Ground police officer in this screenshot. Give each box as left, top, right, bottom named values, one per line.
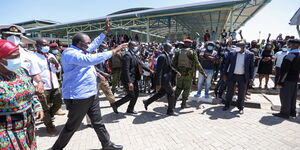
left=109, top=49, right=123, bottom=94
left=173, top=39, right=207, bottom=109
left=273, top=39, right=300, bottom=119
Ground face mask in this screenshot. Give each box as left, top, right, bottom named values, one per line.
left=41, top=46, right=50, bottom=53
left=286, top=48, right=291, bottom=51
left=103, top=49, right=108, bottom=52
left=235, top=47, right=242, bottom=52
left=7, top=35, right=21, bottom=46
left=51, top=50, right=59, bottom=55
left=266, top=45, right=272, bottom=49
left=207, top=45, right=214, bottom=50
left=133, top=47, right=139, bottom=52
left=2, top=58, right=22, bottom=71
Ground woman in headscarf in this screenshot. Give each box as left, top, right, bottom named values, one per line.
left=0, top=40, right=44, bottom=150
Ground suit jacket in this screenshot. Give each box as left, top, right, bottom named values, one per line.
left=223, top=50, right=254, bottom=82
left=121, top=50, right=151, bottom=84
left=155, top=51, right=179, bottom=86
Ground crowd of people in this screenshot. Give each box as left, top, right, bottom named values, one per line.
left=0, top=19, right=300, bottom=150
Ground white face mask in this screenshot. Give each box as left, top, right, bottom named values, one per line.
left=2, top=58, right=22, bottom=71
left=7, top=35, right=21, bottom=46
left=41, top=46, right=50, bottom=53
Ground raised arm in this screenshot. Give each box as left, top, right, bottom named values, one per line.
left=87, top=18, right=112, bottom=52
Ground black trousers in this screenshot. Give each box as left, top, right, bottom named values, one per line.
left=144, top=82, right=175, bottom=113
left=114, top=81, right=139, bottom=111
left=280, top=81, right=297, bottom=116
left=225, top=75, right=247, bottom=110
left=214, top=77, right=227, bottom=98
left=52, top=96, right=111, bottom=149
left=274, top=67, right=281, bottom=87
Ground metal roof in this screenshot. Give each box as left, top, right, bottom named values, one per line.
left=290, top=7, right=300, bottom=25
left=26, top=0, right=271, bottom=42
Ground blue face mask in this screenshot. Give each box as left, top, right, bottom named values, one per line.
left=286, top=47, right=291, bottom=51
left=207, top=45, right=214, bottom=50
left=41, top=46, right=50, bottom=53
left=3, top=58, right=22, bottom=71
left=51, top=50, right=59, bottom=55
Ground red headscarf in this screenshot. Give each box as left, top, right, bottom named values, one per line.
left=0, top=40, right=18, bottom=59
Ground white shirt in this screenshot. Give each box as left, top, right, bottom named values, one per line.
left=274, top=51, right=288, bottom=67
left=19, top=46, right=41, bottom=76
left=234, top=52, right=245, bottom=75
left=34, top=52, right=61, bottom=90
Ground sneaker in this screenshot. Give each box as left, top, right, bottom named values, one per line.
left=205, top=94, right=209, bottom=99
left=194, top=93, right=201, bottom=97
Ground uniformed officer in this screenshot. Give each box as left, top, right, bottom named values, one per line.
left=109, top=49, right=123, bottom=94
left=273, top=39, right=300, bottom=119
left=173, top=39, right=207, bottom=109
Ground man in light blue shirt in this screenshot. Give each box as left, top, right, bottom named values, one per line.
left=52, top=19, right=127, bottom=150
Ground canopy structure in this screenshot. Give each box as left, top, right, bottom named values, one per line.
left=290, top=7, right=300, bottom=37
left=26, top=0, right=271, bottom=44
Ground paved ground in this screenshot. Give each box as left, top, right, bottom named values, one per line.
left=36, top=79, right=300, bottom=150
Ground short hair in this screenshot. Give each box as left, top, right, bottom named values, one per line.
left=72, top=33, right=88, bottom=46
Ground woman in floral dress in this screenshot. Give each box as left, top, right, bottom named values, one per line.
left=0, top=40, right=44, bottom=150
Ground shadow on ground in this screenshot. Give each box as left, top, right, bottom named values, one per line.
left=36, top=122, right=87, bottom=137
left=101, top=112, right=127, bottom=124
left=259, top=115, right=300, bottom=126
left=201, top=106, right=240, bottom=120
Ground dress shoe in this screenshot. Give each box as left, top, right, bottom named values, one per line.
left=272, top=113, right=289, bottom=119
left=290, top=113, right=297, bottom=117
left=238, top=109, right=244, bottom=114
left=46, top=127, right=58, bottom=136
left=143, top=100, right=148, bottom=110
left=102, top=143, right=123, bottom=150
left=222, top=106, right=229, bottom=111
left=126, top=110, right=138, bottom=114
left=111, top=103, right=119, bottom=114
left=166, top=111, right=178, bottom=116
left=55, top=109, right=66, bottom=115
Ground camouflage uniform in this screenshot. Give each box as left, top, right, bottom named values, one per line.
left=109, top=53, right=122, bottom=94
left=173, top=48, right=205, bottom=108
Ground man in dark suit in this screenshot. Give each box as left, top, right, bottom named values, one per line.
left=222, top=42, right=254, bottom=114
left=273, top=39, right=300, bottom=119
left=143, top=43, right=181, bottom=116
left=111, top=41, right=152, bottom=114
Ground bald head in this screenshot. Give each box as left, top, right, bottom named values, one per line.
left=72, top=33, right=91, bottom=50
left=36, top=38, right=48, bottom=51
left=128, top=41, right=137, bottom=50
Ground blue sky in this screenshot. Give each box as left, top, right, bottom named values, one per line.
left=1, top=0, right=299, bottom=40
